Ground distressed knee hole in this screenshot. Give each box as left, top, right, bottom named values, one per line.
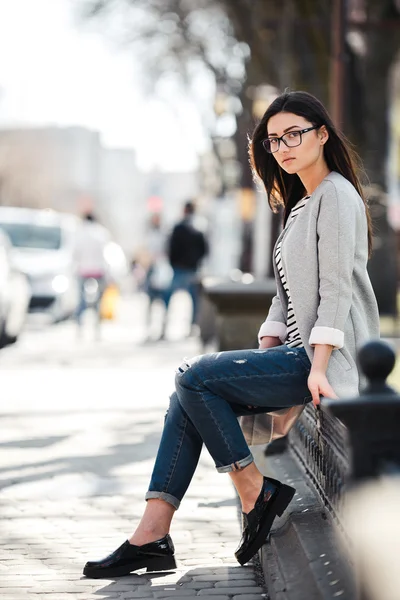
left=177, top=361, right=191, bottom=375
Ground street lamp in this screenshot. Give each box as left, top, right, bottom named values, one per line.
left=330, top=0, right=347, bottom=128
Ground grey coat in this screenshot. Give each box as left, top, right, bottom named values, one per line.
left=241, top=171, right=380, bottom=445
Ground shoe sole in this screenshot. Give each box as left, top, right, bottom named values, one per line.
left=83, top=555, right=177, bottom=578
left=235, top=483, right=295, bottom=566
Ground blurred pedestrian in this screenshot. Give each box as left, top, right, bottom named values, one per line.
left=83, top=91, right=379, bottom=577
left=74, top=212, right=111, bottom=335
left=130, top=258, right=146, bottom=292
left=161, top=200, right=208, bottom=339
left=143, top=213, right=173, bottom=338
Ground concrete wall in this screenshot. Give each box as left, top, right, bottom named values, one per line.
left=98, top=147, right=146, bottom=256
left=0, top=126, right=201, bottom=259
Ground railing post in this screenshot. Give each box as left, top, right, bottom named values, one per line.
left=323, top=340, right=400, bottom=482
left=323, top=340, right=400, bottom=600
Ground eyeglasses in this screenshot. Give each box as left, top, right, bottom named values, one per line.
left=262, top=126, right=319, bottom=154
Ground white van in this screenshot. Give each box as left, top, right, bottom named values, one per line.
left=0, top=207, right=80, bottom=322
left=0, top=228, right=30, bottom=347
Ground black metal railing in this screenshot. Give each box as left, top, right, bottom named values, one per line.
left=289, top=403, right=349, bottom=517
left=289, top=339, right=400, bottom=600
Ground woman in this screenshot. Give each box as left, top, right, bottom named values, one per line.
left=83, top=91, right=379, bottom=578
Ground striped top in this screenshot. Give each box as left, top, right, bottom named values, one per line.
left=275, top=196, right=310, bottom=348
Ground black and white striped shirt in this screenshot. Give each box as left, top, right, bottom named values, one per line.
left=275, top=196, right=310, bottom=348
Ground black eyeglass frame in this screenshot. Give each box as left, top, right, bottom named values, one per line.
left=262, top=126, right=319, bottom=154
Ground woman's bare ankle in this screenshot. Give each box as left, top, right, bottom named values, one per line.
left=129, top=528, right=168, bottom=546
left=129, top=499, right=175, bottom=545
left=240, top=481, right=264, bottom=514
left=229, top=464, right=264, bottom=514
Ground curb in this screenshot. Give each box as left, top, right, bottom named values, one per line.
left=252, top=447, right=356, bottom=600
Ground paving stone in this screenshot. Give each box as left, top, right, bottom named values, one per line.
left=185, top=597, right=230, bottom=600
left=0, top=591, right=32, bottom=595
left=198, top=588, right=265, bottom=595
left=0, top=581, right=35, bottom=587
left=120, top=596, right=154, bottom=600
left=193, top=574, right=256, bottom=582
left=153, top=590, right=198, bottom=597
left=155, top=598, right=226, bottom=600
left=232, top=596, right=268, bottom=600
left=184, top=581, right=214, bottom=589
left=0, top=312, right=266, bottom=600
left=215, top=580, right=256, bottom=588
left=180, top=559, right=224, bottom=566
left=95, top=584, right=140, bottom=593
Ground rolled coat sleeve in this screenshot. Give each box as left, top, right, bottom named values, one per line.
left=258, top=294, right=287, bottom=343
left=309, top=184, right=358, bottom=349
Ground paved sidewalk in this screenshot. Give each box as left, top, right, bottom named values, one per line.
left=0, top=301, right=268, bottom=600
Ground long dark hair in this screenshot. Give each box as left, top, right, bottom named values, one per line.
left=249, top=91, right=372, bottom=256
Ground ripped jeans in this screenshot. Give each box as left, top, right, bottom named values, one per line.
left=145, top=345, right=312, bottom=509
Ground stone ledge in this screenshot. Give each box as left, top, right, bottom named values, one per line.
left=201, top=278, right=276, bottom=313
left=252, top=447, right=355, bottom=600
left=200, top=279, right=276, bottom=351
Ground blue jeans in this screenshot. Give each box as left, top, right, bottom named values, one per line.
left=145, top=345, right=312, bottom=509
left=164, top=268, right=199, bottom=325
left=76, top=276, right=106, bottom=326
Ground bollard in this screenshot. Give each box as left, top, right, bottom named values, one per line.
left=323, top=340, right=400, bottom=600
left=322, top=340, right=400, bottom=482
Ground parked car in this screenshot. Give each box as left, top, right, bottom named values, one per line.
left=0, top=207, right=80, bottom=322
left=0, top=228, right=30, bottom=347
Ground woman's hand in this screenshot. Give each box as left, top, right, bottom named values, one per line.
left=308, top=369, right=338, bottom=407
left=308, top=344, right=338, bottom=406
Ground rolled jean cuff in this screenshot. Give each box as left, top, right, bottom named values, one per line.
left=216, top=453, right=254, bottom=473
left=145, top=491, right=180, bottom=510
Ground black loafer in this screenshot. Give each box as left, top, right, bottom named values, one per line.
left=235, top=476, right=295, bottom=565
left=83, top=534, right=177, bottom=578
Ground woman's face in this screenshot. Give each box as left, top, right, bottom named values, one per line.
left=266, top=111, right=328, bottom=175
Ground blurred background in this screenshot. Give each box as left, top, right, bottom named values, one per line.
left=1, top=5, right=400, bottom=598
left=0, top=0, right=399, bottom=354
